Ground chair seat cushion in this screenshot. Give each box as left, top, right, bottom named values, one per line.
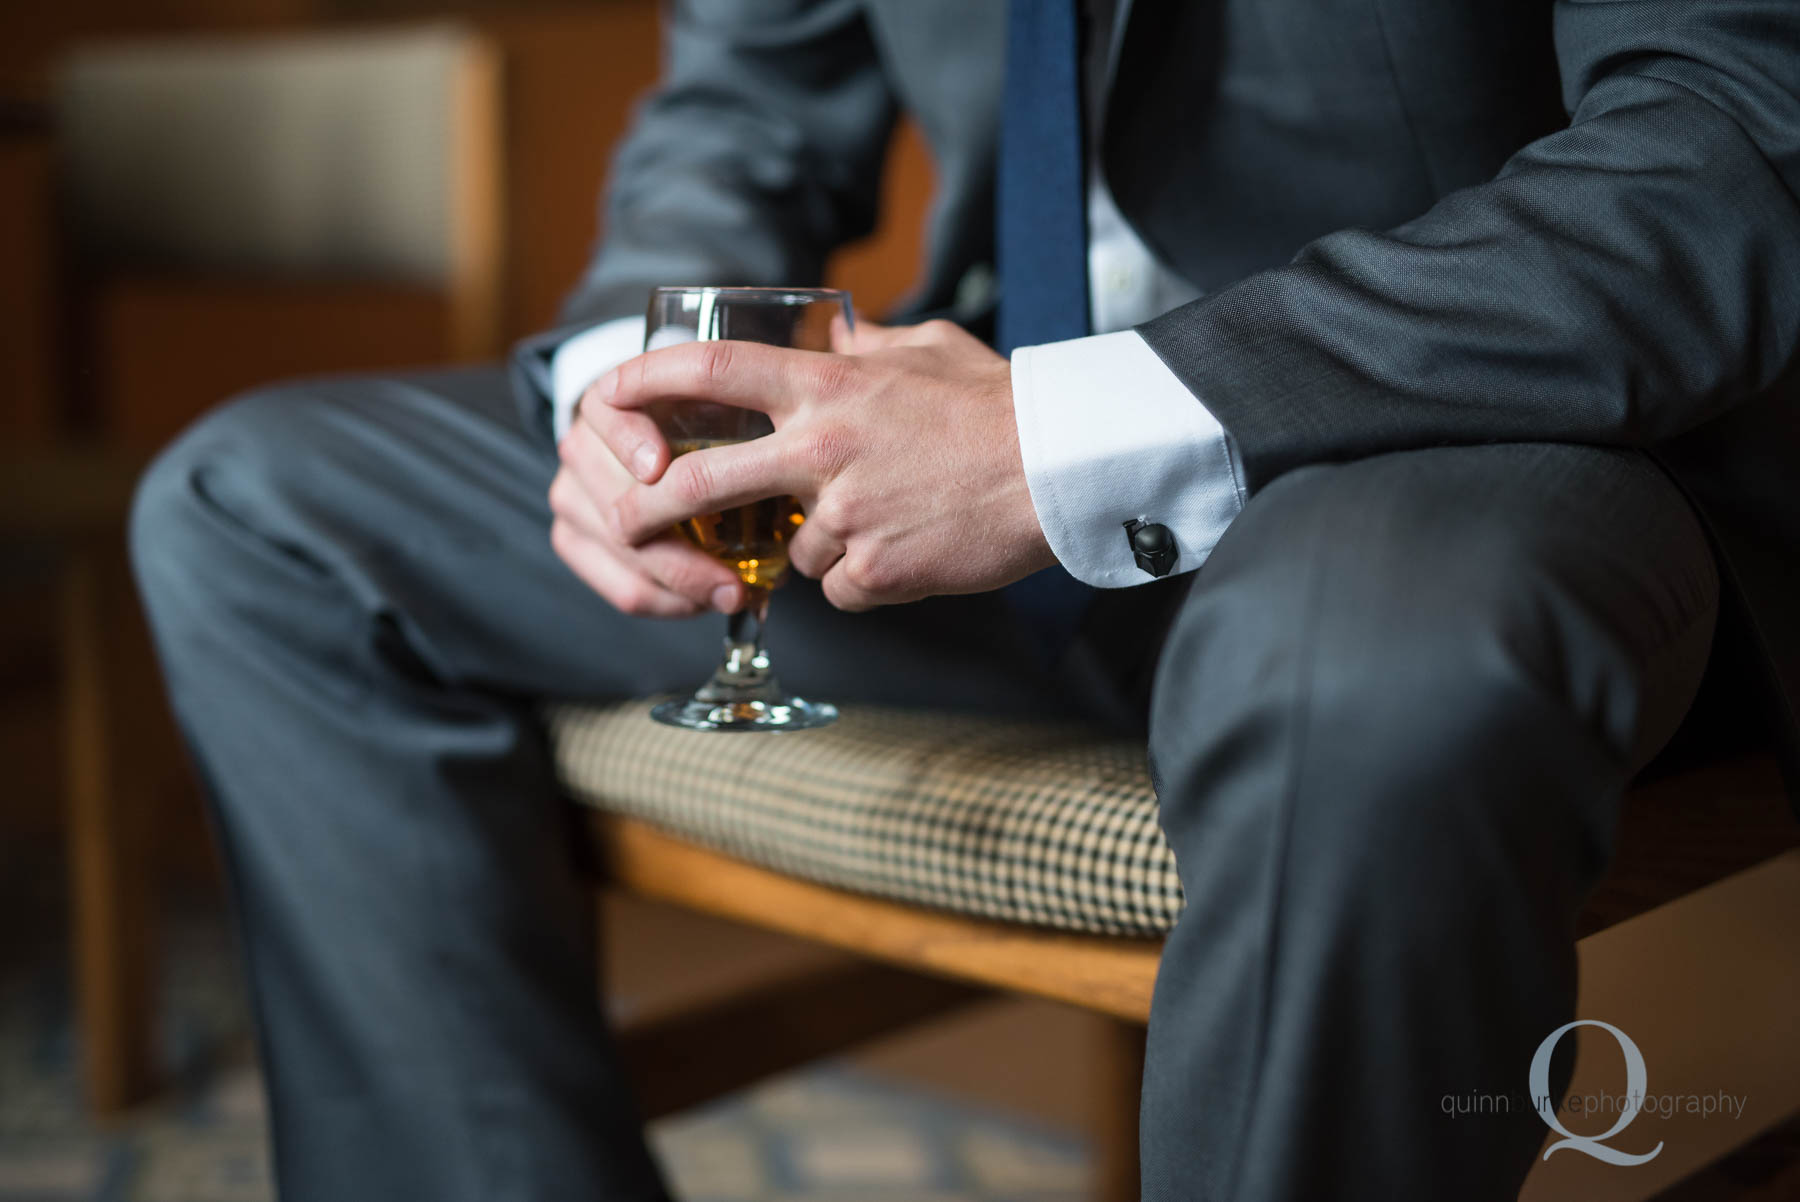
left=549, top=703, right=1182, bottom=937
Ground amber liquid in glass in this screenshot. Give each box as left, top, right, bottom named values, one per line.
left=669, top=439, right=803, bottom=593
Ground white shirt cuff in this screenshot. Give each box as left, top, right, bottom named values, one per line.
left=549, top=316, right=647, bottom=442
left=1011, top=330, right=1246, bottom=588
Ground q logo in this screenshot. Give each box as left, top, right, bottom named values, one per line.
left=1529, top=1020, right=1664, bottom=1166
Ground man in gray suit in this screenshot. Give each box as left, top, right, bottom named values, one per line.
left=130, top=1, right=1799, bottom=1199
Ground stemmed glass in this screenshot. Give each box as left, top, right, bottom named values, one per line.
left=645, top=286, right=849, bottom=731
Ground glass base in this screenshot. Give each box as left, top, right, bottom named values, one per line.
left=653, top=585, right=836, bottom=732
left=650, top=694, right=838, bottom=732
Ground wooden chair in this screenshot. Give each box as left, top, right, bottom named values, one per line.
left=40, top=21, right=505, bottom=1113
left=551, top=702, right=1800, bottom=1202
left=2, top=448, right=155, bottom=1113
left=56, top=23, right=504, bottom=447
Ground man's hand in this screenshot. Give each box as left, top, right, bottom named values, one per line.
left=550, top=407, right=749, bottom=619
left=576, top=317, right=1056, bottom=612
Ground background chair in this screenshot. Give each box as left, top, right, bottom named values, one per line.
left=43, top=21, right=505, bottom=1113
left=56, top=22, right=505, bottom=446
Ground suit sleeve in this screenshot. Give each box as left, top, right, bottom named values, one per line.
left=509, top=0, right=897, bottom=442
left=1136, top=0, right=1800, bottom=492
left=556, top=0, right=897, bottom=328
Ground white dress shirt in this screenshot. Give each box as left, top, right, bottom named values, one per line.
left=550, top=173, right=1244, bottom=588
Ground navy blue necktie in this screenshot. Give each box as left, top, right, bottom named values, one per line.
left=998, top=0, right=1098, bottom=655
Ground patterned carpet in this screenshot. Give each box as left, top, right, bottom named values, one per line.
left=18, top=858, right=1795, bottom=1202
left=0, top=855, right=1088, bottom=1202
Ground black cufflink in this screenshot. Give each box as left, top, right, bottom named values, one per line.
left=1123, top=519, right=1177, bottom=577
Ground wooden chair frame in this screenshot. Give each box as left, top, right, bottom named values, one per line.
left=582, top=774, right=1800, bottom=1202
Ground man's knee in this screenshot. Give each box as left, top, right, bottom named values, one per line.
left=130, top=383, right=332, bottom=631
left=1149, top=446, right=1717, bottom=877
left=1156, top=566, right=1574, bottom=860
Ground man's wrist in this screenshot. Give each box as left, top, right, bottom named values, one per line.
left=1010, top=329, right=1246, bottom=587
left=550, top=316, right=647, bottom=442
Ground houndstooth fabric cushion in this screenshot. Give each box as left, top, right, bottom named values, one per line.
left=548, top=702, right=1183, bottom=937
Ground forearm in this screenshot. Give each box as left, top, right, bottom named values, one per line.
left=515, top=0, right=898, bottom=443
left=1012, top=331, right=1245, bottom=587
left=1139, top=0, right=1800, bottom=491
left=556, top=0, right=897, bottom=328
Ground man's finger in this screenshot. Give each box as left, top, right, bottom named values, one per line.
left=548, top=465, right=603, bottom=534
left=831, top=314, right=907, bottom=354
left=558, top=418, right=630, bottom=497
left=820, top=557, right=879, bottom=613
left=829, top=312, right=858, bottom=352
left=832, top=316, right=935, bottom=354
left=552, top=466, right=744, bottom=612
left=550, top=518, right=700, bottom=618
left=635, top=537, right=747, bottom=612
left=833, top=316, right=968, bottom=356
left=613, top=435, right=806, bottom=546
left=786, top=518, right=846, bottom=580
left=578, top=381, right=669, bottom=483
left=598, top=339, right=840, bottom=419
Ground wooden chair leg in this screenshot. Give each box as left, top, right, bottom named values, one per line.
left=1095, top=1017, right=1147, bottom=1202
left=61, top=548, right=157, bottom=1115
left=617, top=960, right=986, bottom=1120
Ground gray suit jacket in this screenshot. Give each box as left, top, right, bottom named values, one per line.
left=514, top=0, right=1800, bottom=791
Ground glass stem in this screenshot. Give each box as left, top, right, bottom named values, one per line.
left=719, top=588, right=772, bottom=684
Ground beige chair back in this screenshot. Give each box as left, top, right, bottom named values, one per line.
left=56, top=24, right=501, bottom=357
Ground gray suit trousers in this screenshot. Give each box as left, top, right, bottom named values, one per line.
left=130, top=364, right=1717, bottom=1202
